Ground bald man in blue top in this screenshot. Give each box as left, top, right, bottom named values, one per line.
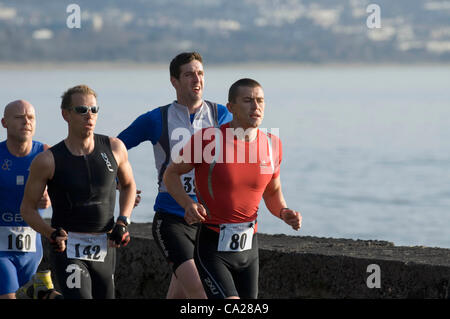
left=0, top=100, right=51, bottom=299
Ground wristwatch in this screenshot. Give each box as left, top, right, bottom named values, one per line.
left=117, top=215, right=131, bottom=226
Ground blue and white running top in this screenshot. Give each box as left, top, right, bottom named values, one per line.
left=117, top=100, right=232, bottom=218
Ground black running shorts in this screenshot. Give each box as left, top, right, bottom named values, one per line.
left=152, top=211, right=199, bottom=273
left=194, top=224, right=259, bottom=299
left=49, top=245, right=116, bottom=299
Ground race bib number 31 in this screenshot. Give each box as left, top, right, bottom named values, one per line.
left=181, top=174, right=196, bottom=195
left=67, top=232, right=108, bottom=262
left=0, top=226, right=37, bottom=252
left=218, top=222, right=255, bottom=252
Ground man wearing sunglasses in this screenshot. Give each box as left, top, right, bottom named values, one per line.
left=117, top=52, right=232, bottom=298
left=21, top=85, right=137, bottom=299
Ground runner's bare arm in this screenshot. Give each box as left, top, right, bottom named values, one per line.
left=110, top=137, right=136, bottom=221
left=164, top=158, right=207, bottom=224
left=20, top=150, right=58, bottom=239
left=37, top=144, right=52, bottom=209
left=263, top=176, right=302, bottom=230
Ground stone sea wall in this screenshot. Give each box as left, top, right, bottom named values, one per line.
left=39, top=223, right=450, bottom=299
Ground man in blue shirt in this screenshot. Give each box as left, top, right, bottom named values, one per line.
left=118, top=52, right=232, bottom=298
left=0, top=100, right=51, bottom=299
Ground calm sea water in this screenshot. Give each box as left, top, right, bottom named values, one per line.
left=1, top=64, right=449, bottom=248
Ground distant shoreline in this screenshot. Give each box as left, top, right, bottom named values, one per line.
left=1, top=61, right=450, bottom=70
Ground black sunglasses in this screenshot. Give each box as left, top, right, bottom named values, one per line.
left=71, top=105, right=100, bottom=114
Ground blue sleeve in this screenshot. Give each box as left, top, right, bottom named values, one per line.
left=217, top=104, right=233, bottom=125
left=117, top=108, right=162, bottom=149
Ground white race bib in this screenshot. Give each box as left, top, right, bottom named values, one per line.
left=181, top=173, right=196, bottom=195
left=0, top=226, right=37, bottom=252
left=66, top=232, right=108, bottom=262
left=217, top=222, right=255, bottom=252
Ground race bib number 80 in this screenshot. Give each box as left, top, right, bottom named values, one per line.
left=218, top=222, right=255, bottom=252
left=67, top=232, right=108, bottom=262
left=0, top=226, right=37, bottom=252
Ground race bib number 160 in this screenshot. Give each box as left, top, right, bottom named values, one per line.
left=0, top=226, right=37, bottom=252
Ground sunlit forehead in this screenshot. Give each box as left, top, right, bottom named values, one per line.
left=4, top=101, right=35, bottom=119
left=239, top=86, right=264, bottom=102
left=71, top=93, right=97, bottom=107
left=180, top=60, right=204, bottom=77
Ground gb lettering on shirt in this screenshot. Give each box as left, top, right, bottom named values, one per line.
left=218, top=222, right=255, bottom=252
left=67, top=232, right=108, bottom=262
left=0, top=226, right=37, bottom=252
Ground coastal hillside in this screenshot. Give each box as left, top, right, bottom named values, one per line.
left=1, top=0, right=449, bottom=63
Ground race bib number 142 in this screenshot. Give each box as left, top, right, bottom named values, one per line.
left=67, top=232, right=108, bottom=262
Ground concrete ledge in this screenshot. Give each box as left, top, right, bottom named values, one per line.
left=39, top=222, right=450, bottom=299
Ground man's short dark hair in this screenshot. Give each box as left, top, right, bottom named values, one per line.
left=60, top=84, right=97, bottom=110
left=228, top=78, right=262, bottom=103
left=170, top=52, right=203, bottom=79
